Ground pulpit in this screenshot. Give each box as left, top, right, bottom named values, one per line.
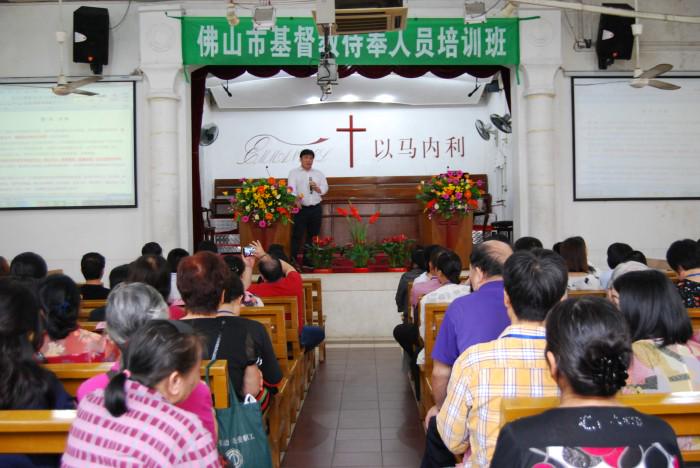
left=420, top=213, right=474, bottom=268
left=238, top=221, right=291, bottom=254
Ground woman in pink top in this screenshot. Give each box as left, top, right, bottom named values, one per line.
left=63, top=320, right=219, bottom=467
left=76, top=282, right=216, bottom=440
left=38, top=274, right=117, bottom=363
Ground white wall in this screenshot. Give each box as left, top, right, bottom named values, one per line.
left=0, top=3, right=151, bottom=280
left=550, top=1, right=700, bottom=267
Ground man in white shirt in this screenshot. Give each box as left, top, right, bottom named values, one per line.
left=287, top=149, right=328, bottom=267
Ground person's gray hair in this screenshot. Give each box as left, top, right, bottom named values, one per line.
left=105, top=282, right=169, bottom=347
left=609, top=261, right=650, bottom=289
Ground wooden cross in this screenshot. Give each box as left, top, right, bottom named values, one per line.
left=336, top=114, right=366, bottom=168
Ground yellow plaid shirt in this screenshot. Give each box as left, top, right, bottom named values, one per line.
left=436, top=323, right=559, bottom=467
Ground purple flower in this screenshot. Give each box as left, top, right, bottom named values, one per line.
left=476, top=179, right=484, bottom=187
left=241, top=215, right=250, bottom=223
left=291, top=207, right=300, bottom=214
left=455, top=192, right=463, bottom=199
left=259, top=220, right=267, bottom=228
left=442, top=193, right=450, bottom=199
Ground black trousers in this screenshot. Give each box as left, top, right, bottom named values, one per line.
left=421, top=416, right=458, bottom=468
left=291, top=204, right=322, bottom=264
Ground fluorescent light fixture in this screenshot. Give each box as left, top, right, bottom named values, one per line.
left=341, top=94, right=359, bottom=102
left=375, top=94, right=395, bottom=103
left=253, top=5, right=276, bottom=30
left=465, top=1, right=487, bottom=23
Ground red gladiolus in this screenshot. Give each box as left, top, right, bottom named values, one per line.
left=350, top=206, right=360, bottom=217
left=369, top=211, right=380, bottom=224
left=336, top=207, right=348, bottom=217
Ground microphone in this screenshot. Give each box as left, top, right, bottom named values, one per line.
left=265, top=165, right=272, bottom=178
left=309, top=176, right=314, bottom=194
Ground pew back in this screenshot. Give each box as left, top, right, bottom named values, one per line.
left=566, top=289, right=607, bottom=298
left=78, top=299, right=106, bottom=321
left=240, top=305, right=289, bottom=374
left=689, top=308, right=700, bottom=334
left=0, top=410, right=75, bottom=453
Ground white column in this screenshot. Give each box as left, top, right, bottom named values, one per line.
left=518, top=9, right=562, bottom=248
left=139, top=5, right=184, bottom=251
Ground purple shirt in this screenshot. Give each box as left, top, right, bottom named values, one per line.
left=431, top=280, right=510, bottom=366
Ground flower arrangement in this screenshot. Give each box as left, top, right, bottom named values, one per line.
left=230, top=177, right=299, bottom=229
left=417, top=170, right=484, bottom=220
left=306, top=236, right=338, bottom=269
left=336, top=202, right=380, bottom=268
left=380, top=234, right=415, bottom=268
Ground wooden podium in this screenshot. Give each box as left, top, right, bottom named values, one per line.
left=238, top=221, right=291, bottom=256
left=420, top=213, right=473, bottom=269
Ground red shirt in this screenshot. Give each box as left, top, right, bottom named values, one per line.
left=249, top=271, right=304, bottom=330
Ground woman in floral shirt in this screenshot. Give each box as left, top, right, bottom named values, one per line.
left=38, top=274, right=117, bottom=363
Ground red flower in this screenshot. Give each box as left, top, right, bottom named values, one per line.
left=350, top=206, right=360, bottom=218
left=369, top=211, right=380, bottom=224
left=426, top=199, right=437, bottom=209
left=352, top=212, right=362, bottom=222
left=468, top=199, right=478, bottom=208
left=336, top=207, right=348, bottom=217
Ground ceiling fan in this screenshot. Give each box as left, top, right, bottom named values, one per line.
left=51, top=0, right=101, bottom=96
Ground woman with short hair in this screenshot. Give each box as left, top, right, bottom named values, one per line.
left=490, top=297, right=682, bottom=467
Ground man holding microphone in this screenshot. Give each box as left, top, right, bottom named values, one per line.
left=287, top=148, right=328, bottom=268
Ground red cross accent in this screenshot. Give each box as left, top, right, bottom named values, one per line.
left=336, top=115, right=366, bottom=168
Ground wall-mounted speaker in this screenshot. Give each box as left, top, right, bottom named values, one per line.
left=73, top=6, right=109, bottom=75
left=595, top=3, right=634, bottom=70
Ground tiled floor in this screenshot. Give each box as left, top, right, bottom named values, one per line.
left=282, top=346, right=426, bottom=467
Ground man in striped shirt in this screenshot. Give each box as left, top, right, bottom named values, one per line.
left=421, top=249, right=568, bottom=468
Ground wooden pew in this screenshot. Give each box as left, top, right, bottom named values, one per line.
left=420, top=302, right=449, bottom=418
left=0, top=410, right=75, bottom=454
left=501, top=392, right=700, bottom=462
left=44, top=360, right=230, bottom=409
left=689, top=308, right=700, bottom=334
left=78, top=299, right=106, bottom=321
left=301, top=282, right=317, bottom=385
left=566, top=289, right=607, bottom=298
left=303, top=278, right=326, bottom=363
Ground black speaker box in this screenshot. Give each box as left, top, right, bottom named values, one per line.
left=73, top=6, right=109, bottom=74
left=595, top=3, right=634, bottom=70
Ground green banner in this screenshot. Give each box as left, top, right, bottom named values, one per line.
left=182, top=17, right=519, bottom=66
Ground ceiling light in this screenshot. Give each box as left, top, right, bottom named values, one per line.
left=341, top=94, right=359, bottom=102
left=375, top=94, right=395, bottom=103
left=253, top=3, right=276, bottom=30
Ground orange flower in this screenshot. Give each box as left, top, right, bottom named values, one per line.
left=279, top=179, right=287, bottom=187
left=268, top=177, right=276, bottom=185
left=265, top=212, right=273, bottom=220
left=235, top=188, right=242, bottom=194
left=468, top=199, right=478, bottom=208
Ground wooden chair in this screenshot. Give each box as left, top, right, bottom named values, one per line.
left=0, top=410, right=75, bottom=454
left=566, top=289, right=607, bottom=298
left=419, top=302, right=449, bottom=417
left=44, top=360, right=230, bottom=409
left=501, top=392, right=700, bottom=462
left=78, top=299, right=107, bottom=321
left=689, top=308, right=700, bottom=334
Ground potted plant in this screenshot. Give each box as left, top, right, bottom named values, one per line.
left=380, top=234, right=415, bottom=271
left=336, top=203, right=380, bottom=272
left=416, top=170, right=484, bottom=219
left=306, top=236, right=338, bottom=273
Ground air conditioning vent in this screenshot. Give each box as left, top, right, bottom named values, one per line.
left=313, top=6, right=408, bottom=35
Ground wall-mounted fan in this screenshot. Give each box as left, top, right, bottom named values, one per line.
left=490, top=113, right=512, bottom=133
left=629, top=16, right=678, bottom=90
left=200, top=123, right=219, bottom=146
left=475, top=119, right=497, bottom=141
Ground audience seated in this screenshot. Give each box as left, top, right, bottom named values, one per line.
left=140, top=241, right=162, bottom=256
left=223, top=254, right=264, bottom=306
left=394, top=245, right=425, bottom=321
left=79, top=252, right=111, bottom=300
left=127, top=254, right=184, bottom=320
left=666, top=238, right=700, bottom=307
left=513, top=236, right=542, bottom=251
left=0, top=256, right=9, bottom=276
left=166, top=247, right=189, bottom=304
left=413, top=244, right=441, bottom=286
left=410, top=247, right=447, bottom=312
left=606, top=260, right=649, bottom=303
left=246, top=240, right=326, bottom=351
left=614, top=270, right=699, bottom=392
left=422, top=248, right=566, bottom=468
left=268, top=243, right=291, bottom=264
left=0, top=278, right=74, bottom=467
left=37, top=274, right=117, bottom=363
left=560, top=236, right=602, bottom=290
left=10, top=251, right=47, bottom=280
left=179, top=251, right=282, bottom=410
left=599, top=242, right=633, bottom=289
left=63, top=320, right=219, bottom=467
left=429, top=240, right=513, bottom=410
left=491, top=297, right=682, bottom=467
left=76, top=282, right=216, bottom=440
left=87, top=264, right=129, bottom=321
